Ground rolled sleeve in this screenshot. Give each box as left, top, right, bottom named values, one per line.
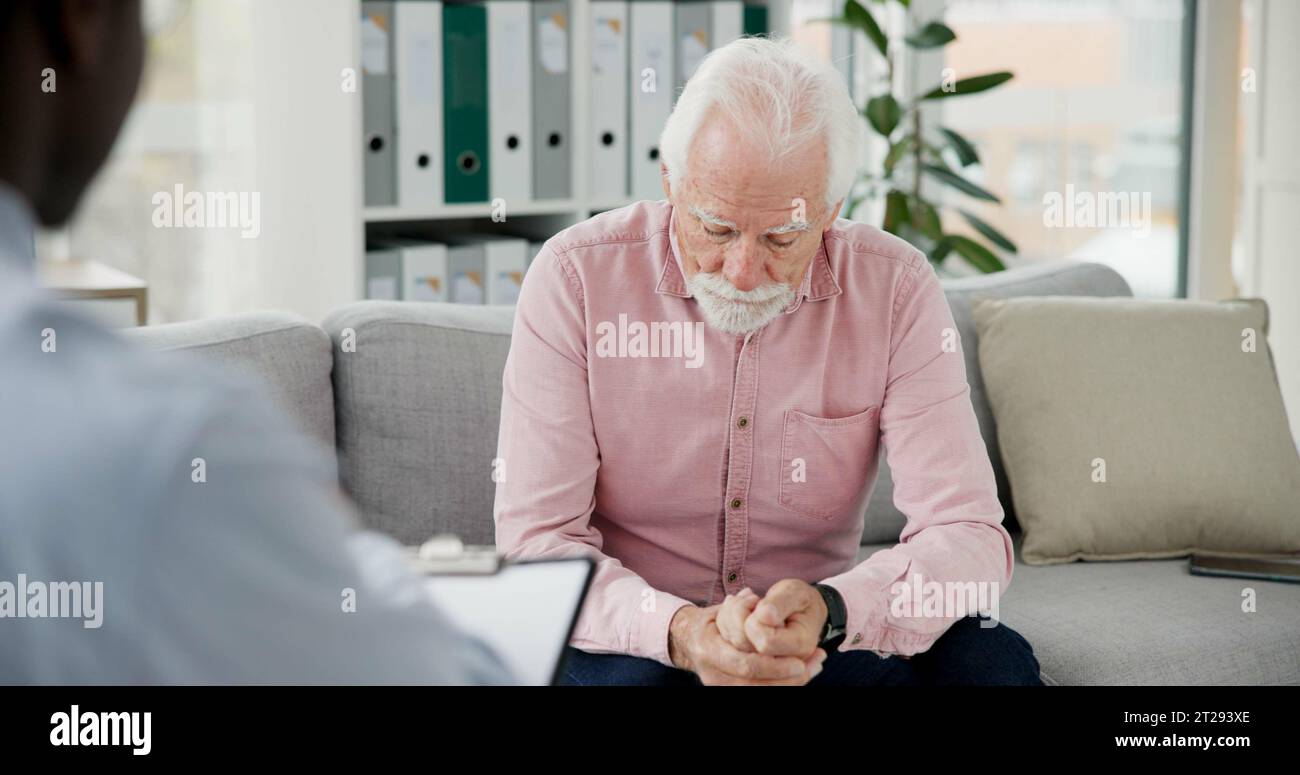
left=820, top=259, right=1014, bottom=656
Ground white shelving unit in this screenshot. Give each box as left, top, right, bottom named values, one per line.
left=352, top=0, right=791, bottom=293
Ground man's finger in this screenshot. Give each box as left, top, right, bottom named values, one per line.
left=745, top=610, right=820, bottom=657
left=749, top=580, right=811, bottom=627
left=710, top=640, right=809, bottom=682
left=703, top=648, right=827, bottom=686
left=715, top=590, right=759, bottom=652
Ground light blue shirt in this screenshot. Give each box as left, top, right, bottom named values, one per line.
left=0, top=183, right=510, bottom=684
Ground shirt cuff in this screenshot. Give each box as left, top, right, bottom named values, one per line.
left=819, top=577, right=947, bottom=657
left=631, top=590, right=693, bottom=668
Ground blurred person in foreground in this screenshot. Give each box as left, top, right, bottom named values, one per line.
left=0, top=0, right=508, bottom=684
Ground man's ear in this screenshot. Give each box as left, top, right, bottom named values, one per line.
left=660, top=163, right=672, bottom=201
left=827, top=198, right=845, bottom=224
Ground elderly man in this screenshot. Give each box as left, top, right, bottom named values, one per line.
left=494, top=36, right=1041, bottom=686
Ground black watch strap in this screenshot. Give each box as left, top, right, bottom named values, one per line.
left=814, top=583, right=847, bottom=646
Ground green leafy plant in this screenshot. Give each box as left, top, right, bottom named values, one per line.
left=829, top=0, right=1016, bottom=272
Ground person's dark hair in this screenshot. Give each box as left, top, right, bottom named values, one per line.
left=0, top=0, right=68, bottom=58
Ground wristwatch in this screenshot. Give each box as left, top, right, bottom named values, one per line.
left=813, top=583, right=847, bottom=647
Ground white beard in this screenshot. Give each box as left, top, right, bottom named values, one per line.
left=686, top=271, right=797, bottom=336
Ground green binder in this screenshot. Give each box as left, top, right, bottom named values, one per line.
left=443, top=3, right=489, bottom=203
left=743, top=3, right=768, bottom=37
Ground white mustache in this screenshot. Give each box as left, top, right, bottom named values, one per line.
left=688, top=271, right=792, bottom=302
left=685, top=271, right=796, bottom=335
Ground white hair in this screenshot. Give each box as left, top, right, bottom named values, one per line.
left=659, top=35, right=860, bottom=210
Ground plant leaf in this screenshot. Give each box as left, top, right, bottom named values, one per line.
left=883, top=136, right=915, bottom=177
left=930, top=236, right=954, bottom=263
left=905, top=21, right=955, bottom=49
left=910, top=197, right=943, bottom=240
left=921, top=163, right=1001, bottom=203
left=959, top=209, right=1018, bottom=253
left=843, top=0, right=888, bottom=57
left=864, top=95, right=902, bottom=137
left=948, top=235, right=1007, bottom=273
left=883, top=189, right=911, bottom=234
left=920, top=71, right=1014, bottom=101
left=938, top=127, right=979, bottom=167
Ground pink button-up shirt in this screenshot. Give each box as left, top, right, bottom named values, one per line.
left=494, top=199, right=1014, bottom=667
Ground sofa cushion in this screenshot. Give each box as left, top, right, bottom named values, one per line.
left=126, top=312, right=337, bottom=470
left=860, top=260, right=1133, bottom=544
left=322, top=302, right=514, bottom=545
left=856, top=539, right=1300, bottom=685
left=973, top=295, right=1300, bottom=565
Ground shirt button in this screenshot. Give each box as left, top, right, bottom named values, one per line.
left=736, top=416, right=749, bottom=429
left=727, top=571, right=738, bottom=583
left=851, top=633, right=863, bottom=645
left=730, top=498, right=743, bottom=509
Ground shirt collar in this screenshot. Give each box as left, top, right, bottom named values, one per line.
left=658, top=201, right=842, bottom=315
left=0, top=180, right=37, bottom=272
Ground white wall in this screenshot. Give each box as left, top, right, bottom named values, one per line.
left=242, top=0, right=362, bottom=322
left=1239, top=0, right=1300, bottom=444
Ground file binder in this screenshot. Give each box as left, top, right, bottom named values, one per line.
left=395, top=1, right=443, bottom=209
left=447, top=241, right=487, bottom=304
left=374, top=238, right=449, bottom=302
left=675, top=2, right=710, bottom=93
left=589, top=1, right=629, bottom=202
left=629, top=1, right=674, bottom=201
left=710, top=1, right=743, bottom=48
left=362, top=1, right=397, bottom=207
left=743, top=2, right=768, bottom=37
left=447, top=235, right=530, bottom=304
left=482, top=236, right=529, bottom=304
left=487, top=1, right=533, bottom=204
left=532, top=1, right=572, bottom=200
left=365, top=247, right=402, bottom=300
left=443, top=2, right=490, bottom=203
left=528, top=241, right=547, bottom=268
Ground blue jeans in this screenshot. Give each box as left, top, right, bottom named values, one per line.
left=559, top=614, right=1044, bottom=686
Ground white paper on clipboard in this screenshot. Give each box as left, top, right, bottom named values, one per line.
left=424, top=558, right=594, bottom=685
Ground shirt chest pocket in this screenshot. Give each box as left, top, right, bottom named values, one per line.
left=779, top=406, right=880, bottom=520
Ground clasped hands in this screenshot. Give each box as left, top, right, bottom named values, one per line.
left=668, top=579, right=829, bottom=686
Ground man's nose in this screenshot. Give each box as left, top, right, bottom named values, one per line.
left=722, top=240, right=766, bottom=292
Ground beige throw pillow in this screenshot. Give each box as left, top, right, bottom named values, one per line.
left=972, top=295, right=1300, bottom=565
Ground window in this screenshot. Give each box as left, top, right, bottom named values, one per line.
left=942, top=0, right=1189, bottom=297
left=39, top=0, right=257, bottom=324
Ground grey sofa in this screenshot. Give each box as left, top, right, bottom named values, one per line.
left=128, top=260, right=1300, bottom=686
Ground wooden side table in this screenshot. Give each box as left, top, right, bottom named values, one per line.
left=37, top=259, right=149, bottom=327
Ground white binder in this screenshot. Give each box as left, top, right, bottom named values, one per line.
left=675, top=2, right=710, bottom=93
left=589, top=1, right=629, bottom=203
left=487, top=1, right=533, bottom=204
left=710, top=1, right=743, bottom=48
left=401, top=241, right=449, bottom=302
left=477, top=234, right=531, bottom=305
left=629, top=1, right=674, bottom=202
left=394, top=1, right=443, bottom=209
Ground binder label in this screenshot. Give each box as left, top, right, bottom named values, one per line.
left=361, top=13, right=390, bottom=75
left=538, top=13, right=568, bottom=75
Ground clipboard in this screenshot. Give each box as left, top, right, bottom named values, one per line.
left=412, top=538, right=595, bottom=685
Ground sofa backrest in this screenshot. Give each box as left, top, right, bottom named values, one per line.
left=130, top=260, right=1133, bottom=547
left=321, top=302, right=514, bottom=545
left=322, top=260, right=1132, bottom=546
left=125, top=312, right=338, bottom=470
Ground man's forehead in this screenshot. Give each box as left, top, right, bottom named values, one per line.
left=688, top=203, right=812, bottom=234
